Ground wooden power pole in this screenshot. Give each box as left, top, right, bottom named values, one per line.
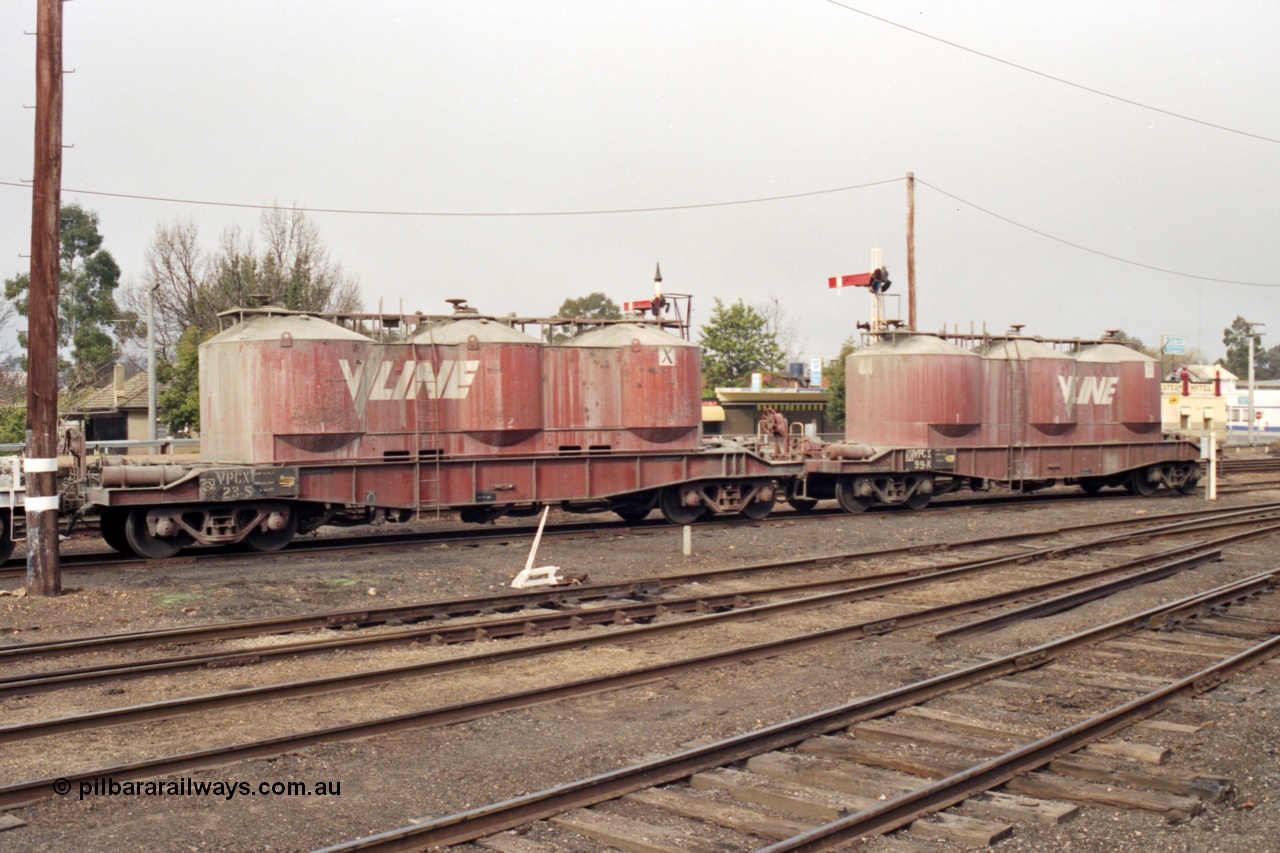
left=26, top=0, right=64, bottom=596
left=906, top=172, right=916, bottom=330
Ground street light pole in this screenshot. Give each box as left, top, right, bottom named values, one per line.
left=147, top=284, right=156, bottom=442
left=1245, top=321, right=1265, bottom=446
left=1248, top=334, right=1255, bottom=446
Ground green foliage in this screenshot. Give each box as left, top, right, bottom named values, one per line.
left=135, top=209, right=361, bottom=360
left=72, top=325, right=115, bottom=381
left=697, top=298, right=785, bottom=394
left=0, top=407, right=25, bottom=444
left=822, top=337, right=860, bottom=431
left=2, top=275, right=28, bottom=325
left=251, top=208, right=359, bottom=314
left=3, top=203, right=131, bottom=386
left=548, top=292, right=621, bottom=343
left=156, top=326, right=213, bottom=435
left=556, top=292, right=621, bottom=321
left=127, top=209, right=361, bottom=426
left=1221, top=316, right=1277, bottom=380
left=1263, top=346, right=1280, bottom=381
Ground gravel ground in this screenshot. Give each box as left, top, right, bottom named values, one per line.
left=0, top=485, right=1279, bottom=852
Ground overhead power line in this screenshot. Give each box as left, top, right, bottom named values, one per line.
left=0, top=177, right=904, bottom=218
left=918, top=179, right=1280, bottom=288
left=825, top=1, right=1280, bottom=145
left=4, top=177, right=1272, bottom=287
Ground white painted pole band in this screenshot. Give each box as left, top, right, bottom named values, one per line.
left=24, top=496, right=60, bottom=513
left=23, top=457, right=58, bottom=474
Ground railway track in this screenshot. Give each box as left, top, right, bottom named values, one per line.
left=1218, top=456, right=1280, bottom=475
left=1217, top=478, right=1280, bottom=495
left=0, top=531, right=1244, bottom=731
left=311, top=572, right=1280, bottom=852
left=0, top=486, right=1232, bottom=580
left=1, top=503, right=1276, bottom=820
left=4, top=501, right=1277, bottom=672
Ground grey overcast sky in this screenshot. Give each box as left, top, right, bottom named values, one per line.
left=2, top=1, right=1277, bottom=363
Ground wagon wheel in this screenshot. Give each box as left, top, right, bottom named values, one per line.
left=613, top=491, right=658, bottom=523
left=658, top=486, right=704, bottom=525
left=243, top=505, right=298, bottom=553
left=1125, top=467, right=1159, bottom=497
left=99, top=508, right=136, bottom=556
left=739, top=493, right=775, bottom=520
left=1177, top=472, right=1201, bottom=495
left=459, top=505, right=512, bottom=524
left=904, top=491, right=932, bottom=510
left=835, top=476, right=873, bottom=514
left=0, top=513, right=13, bottom=563
left=614, top=505, right=651, bottom=523
left=123, top=508, right=192, bottom=560
left=785, top=481, right=818, bottom=513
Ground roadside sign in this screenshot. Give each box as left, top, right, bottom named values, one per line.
left=1162, top=335, right=1186, bottom=355
left=809, top=357, right=822, bottom=387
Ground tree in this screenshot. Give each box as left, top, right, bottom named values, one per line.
left=0, top=405, right=24, bottom=445
left=1262, top=345, right=1280, bottom=381
left=556, top=292, right=620, bottom=321
left=1105, top=329, right=1157, bottom=359
left=822, top=337, right=860, bottom=431
left=120, top=208, right=362, bottom=430
left=697, top=298, right=785, bottom=394
left=254, top=207, right=361, bottom=315
left=155, top=326, right=211, bottom=435
left=122, top=207, right=362, bottom=362
left=0, top=306, right=22, bottom=440
left=758, top=295, right=807, bottom=364
left=547, top=292, right=621, bottom=342
left=3, top=203, right=129, bottom=388
left=1221, top=316, right=1276, bottom=380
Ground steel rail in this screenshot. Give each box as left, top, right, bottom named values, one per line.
left=9, top=505, right=1270, bottom=695
left=5, top=501, right=1277, bottom=667
left=0, top=527, right=1241, bottom=700
left=0, top=530, right=1241, bottom=740
left=1218, top=458, right=1280, bottom=473
left=759, top=631, right=1280, bottom=852
left=0, top=578, right=672, bottom=663
left=1, top=562, right=1272, bottom=816
left=304, top=570, right=1280, bottom=853
left=0, top=486, right=1228, bottom=579
left=935, top=537, right=1261, bottom=639
left=0, top=538, right=1244, bottom=805
left=7, top=499, right=1269, bottom=696
left=1218, top=480, right=1280, bottom=494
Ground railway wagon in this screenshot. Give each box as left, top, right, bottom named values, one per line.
left=85, top=305, right=800, bottom=559
left=798, top=330, right=1201, bottom=513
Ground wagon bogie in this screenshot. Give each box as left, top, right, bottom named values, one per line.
left=109, top=500, right=304, bottom=559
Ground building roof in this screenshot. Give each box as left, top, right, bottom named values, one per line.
left=1186, top=364, right=1237, bottom=382
left=715, top=388, right=830, bottom=403
left=78, top=372, right=154, bottom=413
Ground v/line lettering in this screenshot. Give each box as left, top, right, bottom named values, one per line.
left=1058, top=376, right=1118, bottom=406
left=340, top=359, right=480, bottom=402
